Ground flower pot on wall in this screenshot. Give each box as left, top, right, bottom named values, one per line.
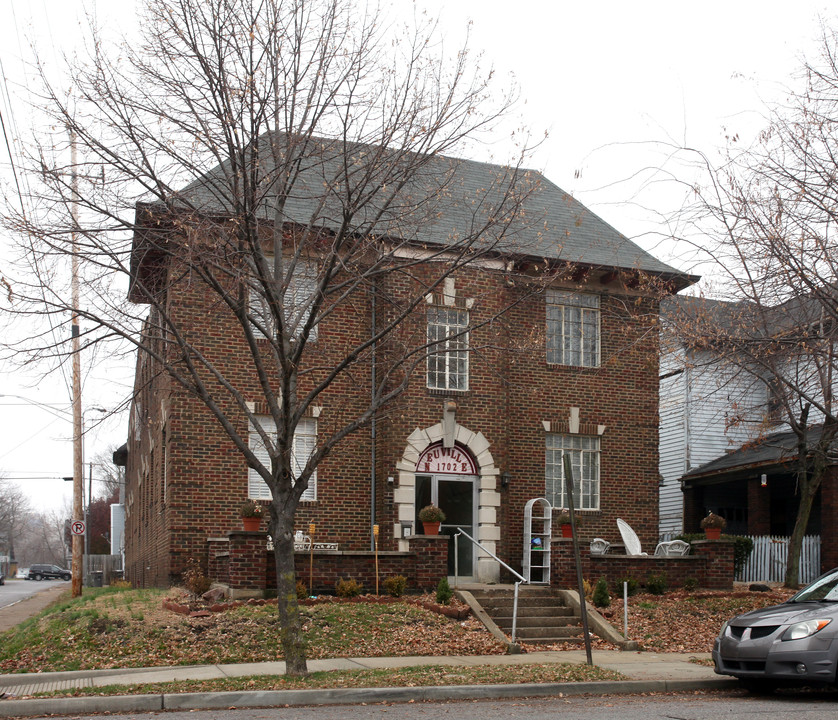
left=422, top=521, right=441, bottom=535
left=242, top=517, right=261, bottom=532
left=704, top=527, right=721, bottom=540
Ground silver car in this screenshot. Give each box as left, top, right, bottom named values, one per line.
left=714, top=567, right=838, bottom=691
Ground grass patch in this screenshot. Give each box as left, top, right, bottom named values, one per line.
left=25, top=662, right=627, bottom=699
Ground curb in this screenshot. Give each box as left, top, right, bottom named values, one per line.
left=0, top=677, right=738, bottom=717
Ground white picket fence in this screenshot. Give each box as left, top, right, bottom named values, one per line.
left=736, top=535, right=821, bottom=585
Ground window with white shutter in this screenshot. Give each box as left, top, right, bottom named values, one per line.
left=249, top=259, right=319, bottom=341
left=248, top=416, right=317, bottom=501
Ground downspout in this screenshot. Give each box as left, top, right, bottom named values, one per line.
left=370, top=281, right=377, bottom=551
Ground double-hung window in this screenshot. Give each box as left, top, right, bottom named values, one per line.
left=546, top=290, right=600, bottom=367
left=545, top=434, right=600, bottom=510
left=427, top=307, right=469, bottom=391
left=249, top=259, right=319, bottom=341
left=248, top=415, right=317, bottom=501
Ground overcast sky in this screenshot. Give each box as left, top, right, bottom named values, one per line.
left=0, top=0, right=833, bottom=514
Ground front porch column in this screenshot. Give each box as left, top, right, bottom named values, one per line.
left=747, top=476, right=771, bottom=535
left=821, top=466, right=838, bottom=573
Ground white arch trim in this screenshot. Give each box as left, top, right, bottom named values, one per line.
left=394, top=421, right=501, bottom=582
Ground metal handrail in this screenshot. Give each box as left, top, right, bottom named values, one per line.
left=453, top=526, right=527, bottom=644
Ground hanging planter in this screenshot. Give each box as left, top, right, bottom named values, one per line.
left=560, top=523, right=573, bottom=538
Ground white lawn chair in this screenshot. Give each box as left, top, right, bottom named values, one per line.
left=654, top=539, right=691, bottom=557
left=590, top=538, right=611, bottom=556
left=616, top=518, right=647, bottom=556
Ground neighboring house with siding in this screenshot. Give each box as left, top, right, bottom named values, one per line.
left=659, top=294, right=838, bottom=571
left=659, top=297, right=771, bottom=535
left=122, top=138, right=694, bottom=588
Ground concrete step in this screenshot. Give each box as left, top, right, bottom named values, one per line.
left=493, top=614, right=581, bottom=629
left=467, top=586, right=584, bottom=646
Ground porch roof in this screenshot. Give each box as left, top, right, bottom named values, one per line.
left=681, top=425, right=837, bottom=488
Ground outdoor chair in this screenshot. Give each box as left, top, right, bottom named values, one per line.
left=590, top=538, right=611, bottom=555
left=616, top=518, right=647, bottom=556
left=654, top=539, right=691, bottom=557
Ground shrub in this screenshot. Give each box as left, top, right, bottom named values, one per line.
left=335, top=577, right=363, bottom=598
left=383, top=575, right=407, bottom=598
left=614, top=575, right=640, bottom=596
left=296, top=580, right=308, bottom=600
left=683, top=577, right=699, bottom=592
left=182, top=557, right=212, bottom=597
left=582, top=578, right=593, bottom=603
left=592, top=577, right=610, bottom=607
left=645, top=572, right=668, bottom=595
left=675, top=533, right=754, bottom=576
left=436, top=577, right=452, bottom=605
left=418, top=504, right=446, bottom=523
left=700, top=512, right=727, bottom=530
left=110, top=579, right=132, bottom=590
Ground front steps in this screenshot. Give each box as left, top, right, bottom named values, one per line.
left=466, top=585, right=584, bottom=644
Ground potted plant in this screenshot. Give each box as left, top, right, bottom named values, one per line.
left=556, top=509, right=575, bottom=538
left=240, top=500, right=263, bottom=531
left=700, top=511, right=727, bottom=540
left=418, top=504, right=446, bottom=535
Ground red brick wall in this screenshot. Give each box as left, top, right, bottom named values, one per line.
left=549, top=537, right=734, bottom=590
left=124, top=248, right=664, bottom=587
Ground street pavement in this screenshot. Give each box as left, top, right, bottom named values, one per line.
left=0, top=585, right=734, bottom=717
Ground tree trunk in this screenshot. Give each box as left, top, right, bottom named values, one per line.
left=784, top=470, right=820, bottom=589
left=272, top=518, right=307, bottom=675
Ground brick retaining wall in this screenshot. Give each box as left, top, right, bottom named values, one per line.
left=209, top=532, right=448, bottom=595
left=550, top=537, right=734, bottom=590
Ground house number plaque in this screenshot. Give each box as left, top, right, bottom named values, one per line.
left=416, top=443, right=476, bottom=474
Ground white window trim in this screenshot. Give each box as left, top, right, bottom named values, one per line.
left=545, top=433, right=600, bottom=511
left=426, top=306, right=469, bottom=391
left=546, top=289, right=600, bottom=367
left=248, top=415, right=317, bottom=501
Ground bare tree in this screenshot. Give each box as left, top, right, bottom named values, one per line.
left=16, top=506, right=71, bottom=568
left=1, top=0, right=545, bottom=673
left=670, top=23, right=838, bottom=587
left=0, top=478, right=31, bottom=570
left=90, top=447, right=125, bottom=501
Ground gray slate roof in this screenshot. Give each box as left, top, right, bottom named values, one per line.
left=172, top=135, right=691, bottom=284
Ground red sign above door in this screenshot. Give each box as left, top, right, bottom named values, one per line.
left=416, top=443, right=477, bottom=475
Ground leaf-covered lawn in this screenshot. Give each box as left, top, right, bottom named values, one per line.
left=590, top=587, right=797, bottom=653
left=0, top=587, right=505, bottom=673
left=0, top=584, right=799, bottom=674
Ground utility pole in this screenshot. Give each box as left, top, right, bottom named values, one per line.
left=70, top=130, right=83, bottom=598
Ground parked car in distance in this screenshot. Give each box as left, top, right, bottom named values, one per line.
left=0, top=573, right=4, bottom=585
left=714, top=566, right=838, bottom=692
left=27, top=564, right=72, bottom=581
left=15, top=568, right=28, bottom=579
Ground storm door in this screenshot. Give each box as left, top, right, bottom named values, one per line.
left=415, top=473, right=478, bottom=579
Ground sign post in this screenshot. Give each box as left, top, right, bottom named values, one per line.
left=563, top=454, right=593, bottom=666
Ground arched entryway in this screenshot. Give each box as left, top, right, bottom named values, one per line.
left=415, top=443, right=478, bottom=576
left=395, top=423, right=501, bottom=582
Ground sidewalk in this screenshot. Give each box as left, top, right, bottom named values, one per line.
left=0, top=649, right=733, bottom=717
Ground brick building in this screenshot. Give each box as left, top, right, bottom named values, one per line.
left=122, top=140, right=694, bottom=588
